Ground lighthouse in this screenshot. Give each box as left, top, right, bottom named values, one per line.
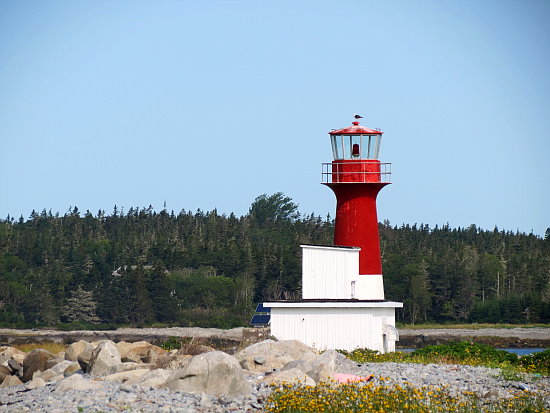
left=263, top=117, right=402, bottom=353
left=322, top=121, right=391, bottom=300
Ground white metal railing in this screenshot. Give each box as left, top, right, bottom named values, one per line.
left=321, top=162, right=392, bottom=184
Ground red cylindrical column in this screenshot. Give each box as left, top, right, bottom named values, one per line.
left=326, top=181, right=388, bottom=275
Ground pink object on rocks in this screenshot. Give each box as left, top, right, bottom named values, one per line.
left=332, top=373, right=373, bottom=384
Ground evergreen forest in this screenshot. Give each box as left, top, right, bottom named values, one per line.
left=0, top=193, right=549, bottom=329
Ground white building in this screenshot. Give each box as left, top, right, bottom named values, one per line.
left=264, top=245, right=402, bottom=352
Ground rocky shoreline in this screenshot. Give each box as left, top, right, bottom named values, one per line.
left=1, top=327, right=548, bottom=349
left=0, top=336, right=548, bottom=412
left=397, top=327, right=550, bottom=349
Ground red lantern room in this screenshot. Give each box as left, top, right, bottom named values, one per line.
left=322, top=119, right=391, bottom=300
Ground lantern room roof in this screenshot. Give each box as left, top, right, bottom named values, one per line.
left=329, top=121, right=383, bottom=135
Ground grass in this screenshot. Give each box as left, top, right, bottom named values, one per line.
left=339, top=342, right=550, bottom=375
left=397, top=323, right=550, bottom=330
left=13, top=342, right=67, bottom=354
left=265, top=380, right=547, bottom=413
left=263, top=343, right=550, bottom=413
left=159, top=336, right=213, bottom=355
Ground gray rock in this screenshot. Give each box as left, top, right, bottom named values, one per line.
left=0, top=346, right=26, bottom=359
left=77, top=346, right=95, bottom=371
left=48, top=360, right=74, bottom=375
left=88, top=341, right=122, bottom=376
left=235, top=339, right=300, bottom=373
left=103, top=368, right=150, bottom=383
left=162, top=351, right=251, bottom=397
left=113, top=361, right=153, bottom=373
left=25, top=377, right=46, bottom=389
left=63, top=361, right=82, bottom=377
left=117, top=341, right=167, bottom=363
left=54, top=374, right=101, bottom=392
left=283, top=359, right=314, bottom=374
left=312, top=349, right=360, bottom=374
left=22, top=349, right=55, bottom=382
left=253, top=355, right=266, bottom=365
left=45, top=357, right=65, bottom=370
left=155, top=354, right=192, bottom=370
left=65, top=340, right=94, bottom=362
left=0, top=374, right=22, bottom=387
left=259, top=367, right=316, bottom=386
left=0, top=365, right=11, bottom=384
left=7, top=358, right=23, bottom=376
left=133, top=368, right=171, bottom=388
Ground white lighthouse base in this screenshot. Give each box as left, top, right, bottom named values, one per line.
left=354, top=275, right=385, bottom=300
left=264, top=301, right=403, bottom=353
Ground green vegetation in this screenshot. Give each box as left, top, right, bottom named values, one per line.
left=339, top=342, right=550, bottom=375
left=397, top=323, right=550, bottom=330
left=0, top=193, right=549, bottom=328
left=265, top=380, right=546, bottom=413
left=268, top=343, right=549, bottom=413
left=159, top=336, right=183, bottom=351
left=14, top=342, right=67, bottom=354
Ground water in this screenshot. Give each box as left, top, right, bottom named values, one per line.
left=397, top=348, right=547, bottom=355
left=500, top=348, right=546, bottom=356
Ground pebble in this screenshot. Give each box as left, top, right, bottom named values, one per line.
left=0, top=363, right=548, bottom=412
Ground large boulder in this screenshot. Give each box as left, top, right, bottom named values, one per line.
left=259, top=368, right=316, bottom=386
left=11, top=353, right=25, bottom=365
left=77, top=346, right=95, bottom=371
left=7, top=359, right=23, bottom=377
left=65, top=340, right=94, bottom=362
left=22, top=349, right=55, bottom=382
left=49, top=360, right=77, bottom=376
left=0, top=346, right=26, bottom=359
left=113, top=362, right=154, bottom=373
left=240, top=353, right=294, bottom=373
left=313, top=350, right=360, bottom=374
left=161, top=351, right=251, bottom=397
left=103, top=368, right=150, bottom=383
left=235, top=339, right=317, bottom=373
left=277, top=349, right=361, bottom=383
left=33, top=360, right=76, bottom=383
left=132, top=369, right=171, bottom=388
left=88, top=341, right=121, bottom=376
left=154, top=353, right=192, bottom=370
left=25, top=377, right=46, bottom=389
left=55, top=374, right=101, bottom=392
left=0, top=375, right=22, bottom=388
left=63, top=362, right=82, bottom=377
left=0, top=365, right=11, bottom=384
left=117, top=341, right=167, bottom=363
left=270, top=340, right=319, bottom=362
left=46, top=357, right=65, bottom=370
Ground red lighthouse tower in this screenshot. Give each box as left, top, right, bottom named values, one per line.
left=322, top=119, right=391, bottom=300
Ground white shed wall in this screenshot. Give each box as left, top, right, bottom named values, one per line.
left=301, top=245, right=359, bottom=299
left=269, top=306, right=399, bottom=352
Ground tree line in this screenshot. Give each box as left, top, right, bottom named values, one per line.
left=0, top=193, right=548, bottom=328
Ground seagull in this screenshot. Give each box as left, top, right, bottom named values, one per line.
left=354, top=114, right=363, bottom=119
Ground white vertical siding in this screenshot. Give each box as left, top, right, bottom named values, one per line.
left=301, top=245, right=360, bottom=299
left=269, top=305, right=398, bottom=352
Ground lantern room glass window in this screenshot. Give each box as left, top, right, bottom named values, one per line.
left=330, top=134, right=382, bottom=160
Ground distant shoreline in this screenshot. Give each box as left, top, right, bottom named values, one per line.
left=397, top=327, right=550, bottom=349
left=1, top=327, right=549, bottom=349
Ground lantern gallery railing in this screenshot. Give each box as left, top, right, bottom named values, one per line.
left=322, top=162, right=392, bottom=184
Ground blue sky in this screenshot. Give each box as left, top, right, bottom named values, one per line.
left=1, top=0, right=548, bottom=236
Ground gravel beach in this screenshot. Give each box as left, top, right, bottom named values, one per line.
left=1, top=362, right=548, bottom=412
left=0, top=328, right=548, bottom=412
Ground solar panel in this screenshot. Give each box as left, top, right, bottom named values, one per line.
left=255, top=303, right=271, bottom=313
left=250, top=314, right=271, bottom=325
